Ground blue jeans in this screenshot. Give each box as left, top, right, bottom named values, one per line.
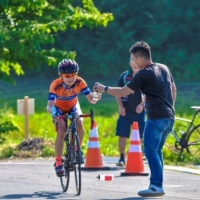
left=144, top=118, right=174, bottom=188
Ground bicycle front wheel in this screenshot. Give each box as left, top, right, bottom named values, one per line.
left=60, top=158, right=70, bottom=192
left=73, top=132, right=81, bottom=195
left=187, top=124, right=200, bottom=162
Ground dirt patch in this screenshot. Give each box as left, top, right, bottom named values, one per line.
left=18, top=138, right=45, bottom=151
left=16, top=138, right=54, bottom=158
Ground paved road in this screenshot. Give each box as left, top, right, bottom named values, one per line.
left=0, top=158, right=199, bottom=200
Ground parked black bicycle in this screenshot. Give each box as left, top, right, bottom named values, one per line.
left=58, top=109, right=94, bottom=195
left=171, top=106, right=200, bottom=161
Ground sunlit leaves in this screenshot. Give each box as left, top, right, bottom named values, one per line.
left=0, top=0, right=114, bottom=82
left=0, top=60, right=24, bottom=75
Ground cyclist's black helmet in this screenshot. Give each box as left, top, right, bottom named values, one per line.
left=58, top=59, right=79, bottom=74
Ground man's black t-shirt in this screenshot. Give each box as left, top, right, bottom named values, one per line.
left=126, top=63, right=175, bottom=119
left=117, top=70, right=143, bottom=114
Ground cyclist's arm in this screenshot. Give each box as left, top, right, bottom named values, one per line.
left=172, top=82, right=177, bottom=105
left=86, top=93, right=98, bottom=104
left=47, top=100, right=54, bottom=114
left=48, top=81, right=57, bottom=114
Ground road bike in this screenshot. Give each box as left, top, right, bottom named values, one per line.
left=58, top=109, right=94, bottom=195
left=171, top=106, right=200, bottom=161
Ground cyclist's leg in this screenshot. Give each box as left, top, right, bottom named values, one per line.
left=69, top=102, right=84, bottom=163
left=76, top=119, right=84, bottom=146
left=53, top=107, right=67, bottom=174
left=73, top=101, right=84, bottom=146
left=55, top=119, right=66, bottom=164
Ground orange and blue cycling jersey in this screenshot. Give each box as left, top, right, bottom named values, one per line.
left=48, top=76, right=91, bottom=112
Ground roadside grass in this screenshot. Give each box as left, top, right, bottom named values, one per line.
left=0, top=77, right=200, bottom=165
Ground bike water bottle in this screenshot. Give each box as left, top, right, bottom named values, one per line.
left=97, top=174, right=114, bottom=181
left=93, top=83, right=102, bottom=100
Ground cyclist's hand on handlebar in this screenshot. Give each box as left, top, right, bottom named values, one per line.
left=52, top=110, right=59, bottom=122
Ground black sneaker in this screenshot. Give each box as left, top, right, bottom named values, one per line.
left=116, top=158, right=125, bottom=166
left=55, top=165, right=64, bottom=176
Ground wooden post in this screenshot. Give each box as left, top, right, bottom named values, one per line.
left=17, top=96, right=34, bottom=140
left=24, top=96, right=29, bottom=140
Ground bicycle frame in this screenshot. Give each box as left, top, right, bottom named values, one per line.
left=171, top=117, right=192, bottom=143
left=171, top=106, right=200, bottom=158
left=63, top=110, right=94, bottom=158
left=59, top=109, right=94, bottom=195
left=172, top=107, right=200, bottom=140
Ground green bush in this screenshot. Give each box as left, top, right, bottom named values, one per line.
left=40, top=146, right=55, bottom=157
left=0, top=109, right=19, bottom=143
left=0, top=146, right=15, bottom=159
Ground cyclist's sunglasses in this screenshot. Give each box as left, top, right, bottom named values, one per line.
left=63, top=73, right=77, bottom=78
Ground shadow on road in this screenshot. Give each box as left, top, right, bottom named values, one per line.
left=0, top=191, right=164, bottom=200
left=0, top=191, right=78, bottom=199
left=100, top=198, right=163, bottom=200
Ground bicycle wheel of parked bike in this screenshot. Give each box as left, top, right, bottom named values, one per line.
left=60, top=141, right=70, bottom=192
left=187, top=124, right=200, bottom=160
left=73, top=131, right=81, bottom=195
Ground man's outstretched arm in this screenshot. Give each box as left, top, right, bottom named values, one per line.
left=94, top=82, right=134, bottom=97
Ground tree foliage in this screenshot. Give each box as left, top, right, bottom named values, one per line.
left=60, top=0, right=200, bottom=81
left=0, top=0, right=113, bottom=82
left=1, top=0, right=200, bottom=82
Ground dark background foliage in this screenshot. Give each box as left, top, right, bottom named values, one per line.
left=44, top=0, right=200, bottom=81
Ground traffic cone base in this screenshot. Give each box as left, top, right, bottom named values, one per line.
left=120, top=122, right=149, bottom=176
left=121, top=172, right=149, bottom=176
left=82, top=166, right=111, bottom=170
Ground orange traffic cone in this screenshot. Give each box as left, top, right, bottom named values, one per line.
left=81, top=120, right=111, bottom=170
left=121, top=122, right=149, bottom=176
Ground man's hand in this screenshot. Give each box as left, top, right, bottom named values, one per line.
left=93, top=82, right=105, bottom=93
left=136, top=103, right=144, bottom=114
left=119, top=107, right=126, bottom=116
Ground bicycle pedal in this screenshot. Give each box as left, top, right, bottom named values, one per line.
left=56, top=172, right=64, bottom=177
left=68, top=167, right=74, bottom=171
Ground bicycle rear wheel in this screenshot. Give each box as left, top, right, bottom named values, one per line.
left=187, top=124, right=200, bottom=162
left=60, top=158, right=70, bottom=192
left=73, top=132, right=81, bottom=195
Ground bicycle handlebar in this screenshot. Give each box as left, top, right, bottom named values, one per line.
left=191, top=106, right=200, bottom=111
left=55, top=109, right=94, bottom=132
left=58, top=109, right=94, bottom=120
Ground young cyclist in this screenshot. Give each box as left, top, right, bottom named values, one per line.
left=47, top=59, right=100, bottom=176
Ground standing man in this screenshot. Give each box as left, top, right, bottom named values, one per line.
left=94, top=41, right=176, bottom=197
left=116, top=66, right=145, bottom=166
